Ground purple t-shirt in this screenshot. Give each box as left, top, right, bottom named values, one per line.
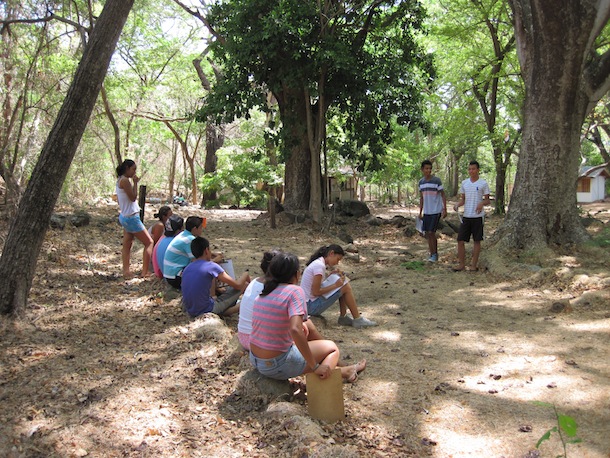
left=250, top=284, right=307, bottom=352
left=181, top=259, right=225, bottom=317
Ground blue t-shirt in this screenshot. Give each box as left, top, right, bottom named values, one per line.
left=163, top=230, right=195, bottom=279
left=155, top=236, right=174, bottom=276
left=181, top=259, right=225, bottom=317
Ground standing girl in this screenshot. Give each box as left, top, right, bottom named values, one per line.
left=301, top=244, right=377, bottom=328
left=116, top=159, right=153, bottom=278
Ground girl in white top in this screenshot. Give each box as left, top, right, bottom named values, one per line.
left=300, top=244, right=377, bottom=328
left=116, top=159, right=153, bottom=279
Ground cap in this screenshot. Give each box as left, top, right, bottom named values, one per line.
left=164, top=215, right=184, bottom=236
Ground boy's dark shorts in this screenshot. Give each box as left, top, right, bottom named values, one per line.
left=422, top=213, right=441, bottom=233
left=457, top=217, right=484, bottom=242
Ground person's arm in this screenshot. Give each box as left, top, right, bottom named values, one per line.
left=477, top=194, right=491, bottom=213
left=119, top=175, right=139, bottom=202
left=419, top=191, right=424, bottom=218
left=151, top=223, right=164, bottom=244
left=310, top=273, right=344, bottom=297
left=453, top=193, right=465, bottom=212
left=217, top=271, right=250, bottom=292
left=289, top=315, right=330, bottom=378
left=440, top=190, right=447, bottom=218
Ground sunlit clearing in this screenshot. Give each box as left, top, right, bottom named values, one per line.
left=366, top=381, right=399, bottom=405
left=562, top=319, right=610, bottom=332
left=370, top=330, right=402, bottom=342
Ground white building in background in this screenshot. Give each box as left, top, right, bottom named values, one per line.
left=577, top=164, right=609, bottom=203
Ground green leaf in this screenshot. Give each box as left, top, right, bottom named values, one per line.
left=536, top=428, right=556, bottom=448
left=558, top=414, right=578, bottom=437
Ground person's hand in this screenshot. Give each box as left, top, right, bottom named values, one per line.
left=302, top=323, right=310, bottom=338
left=442, top=208, right=447, bottom=218
left=335, top=272, right=345, bottom=288
left=453, top=204, right=458, bottom=212
left=314, top=363, right=331, bottom=379
left=132, top=174, right=139, bottom=184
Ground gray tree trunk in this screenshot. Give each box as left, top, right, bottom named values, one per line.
left=278, top=89, right=311, bottom=211
left=0, top=0, right=135, bottom=316
left=495, top=0, right=610, bottom=250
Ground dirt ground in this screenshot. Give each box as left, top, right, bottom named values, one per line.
left=0, top=200, right=608, bottom=458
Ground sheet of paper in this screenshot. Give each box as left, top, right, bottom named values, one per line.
left=321, top=273, right=349, bottom=299
left=415, top=217, right=424, bottom=234
left=219, top=259, right=235, bottom=280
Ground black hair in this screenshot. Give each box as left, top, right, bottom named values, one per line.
left=261, top=252, right=300, bottom=296
left=190, top=236, right=210, bottom=258
left=421, top=159, right=433, bottom=168
left=185, top=216, right=203, bottom=232
left=469, top=160, right=480, bottom=169
left=116, top=159, right=135, bottom=177
left=260, top=249, right=282, bottom=274
left=306, top=244, right=345, bottom=266
left=154, top=206, right=171, bottom=220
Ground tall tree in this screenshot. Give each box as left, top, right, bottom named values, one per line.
left=493, top=0, right=610, bottom=250
left=428, top=0, right=523, bottom=213
left=0, top=0, right=135, bottom=316
left=202, top=0, right=432, bottom=216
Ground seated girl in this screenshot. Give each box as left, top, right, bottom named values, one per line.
left=249, top=252, right=365, bottom=383
left=300, top=244, right=377, bottom=328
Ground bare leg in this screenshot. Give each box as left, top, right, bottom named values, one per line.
left=426, top=232, right=437, bottom=255
left=305, top=320, right=346, bottom=366
left=306, top=340, right=340, bottom=373
left=122, top=231, right=135, bottom=278
left=134, top=229, right=154, bottom=276
left=455, top=240, right=466, bottom=270
left=470, top=241, right=482, bottom=270
left=339, top=283, right=361, bottom=319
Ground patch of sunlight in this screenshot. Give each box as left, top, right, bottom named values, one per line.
left=370, top=330, right=402, bottom=342
left=422, top=401, right=494, bottom=454
left=561, top=319, right=610, bottom=332
left=365, top=380, right=399, bottom=404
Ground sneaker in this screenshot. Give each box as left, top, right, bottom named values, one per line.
left=352, top=316, right=377, bottom=328
left=338, top=315, right=354, bottom=326
left=427, top=253, right=438, bottom=262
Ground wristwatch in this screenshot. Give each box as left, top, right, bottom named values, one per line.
left=312, top=362, right=320, bottom=371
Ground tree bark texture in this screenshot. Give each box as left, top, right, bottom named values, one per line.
left=496, top=0, right=610, bottom=249
left=277, top=89, right=311, bottom=211
left=0, top=0, right=135, bottom=316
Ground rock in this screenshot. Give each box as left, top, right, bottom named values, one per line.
left=50, top=214, right=67, bottom=229
left=193, top=313, right=233, bottom=343
left=333, top=199, right=370, bottom=217
left=403, top=225, right=418, bottom=237
left=237, top=369, right=291, bottom=400
left=69, top=211, right=91, bottom=227
left=363, top=214, right=382, bottom=226
left=337, top=231, right=354, bottom=244
left=549, top=300, right=572, bottom=313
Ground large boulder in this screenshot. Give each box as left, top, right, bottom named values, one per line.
left=333, top=199, right=370, bottom=218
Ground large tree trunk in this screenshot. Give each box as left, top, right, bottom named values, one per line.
left=0, top=0, right=134, bottom=316
left=202, top=122, right=223, bottom=205
left=277, top=89, right=311, bottom=211
left=495, top=0, right=610, bottom=250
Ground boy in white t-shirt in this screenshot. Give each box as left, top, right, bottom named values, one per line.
left=452, top=161, right=490, bottom=271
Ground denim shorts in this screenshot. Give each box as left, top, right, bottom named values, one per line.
left=118, top=213, right=145, bottom=233
left=307, top=289, right=342, bottom=316
left=249, top=344, right=307, bottom=380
